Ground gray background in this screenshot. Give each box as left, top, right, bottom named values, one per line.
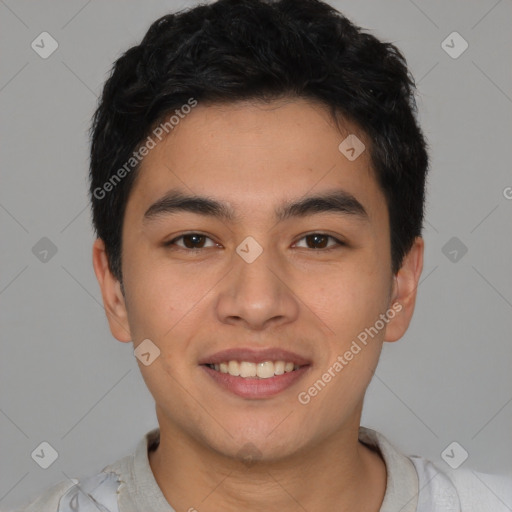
left=1, top=0, right=511, bottom=509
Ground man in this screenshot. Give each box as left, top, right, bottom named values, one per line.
left=13, top=0, right=511, bottom=510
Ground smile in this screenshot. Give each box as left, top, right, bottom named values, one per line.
left=205, top=360, right=300, bottom=379
left=201, top=362, right=310, bottom=399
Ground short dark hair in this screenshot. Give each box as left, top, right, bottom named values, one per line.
left=89, top=0, right=429, bottom=286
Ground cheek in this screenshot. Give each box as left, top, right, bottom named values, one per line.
left=300, top=261, right=391, bottom=336
left=123, top=246, right=217, bottom=333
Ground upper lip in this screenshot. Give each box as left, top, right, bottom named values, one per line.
left=199, top=348, right=312, bottom=366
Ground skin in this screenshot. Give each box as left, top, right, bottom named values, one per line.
left=92, top=97, right=423, bottom=512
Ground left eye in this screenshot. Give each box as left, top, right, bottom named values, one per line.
left=294, top=233, right=345, bottom=250
left=164, top=233, right=345, bottom=250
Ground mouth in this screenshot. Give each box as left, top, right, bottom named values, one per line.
left=199, top=348, right=312, bottom=399
left=203, top=360, right=301, bottom=379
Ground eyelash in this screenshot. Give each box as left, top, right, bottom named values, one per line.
left=164, top=232, right=345, bottom=252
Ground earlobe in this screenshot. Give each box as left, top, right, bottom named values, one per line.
left=92, top=238, right=132, bottom=343
left=384, top=237, right=424, bottom=343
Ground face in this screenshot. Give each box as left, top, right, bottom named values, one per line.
left=94, top=98, right=422, bottom=462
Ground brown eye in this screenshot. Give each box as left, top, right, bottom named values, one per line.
left=294, top=233, right=344, bottom=250
left=165, top=233, right=343, bottom=251
left=166, top=233, right=217, bottom=249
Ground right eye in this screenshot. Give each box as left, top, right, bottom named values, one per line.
left=164, top=233, right=219, bottom=250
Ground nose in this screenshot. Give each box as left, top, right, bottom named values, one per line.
left=215, top=245, right=300, bottom=331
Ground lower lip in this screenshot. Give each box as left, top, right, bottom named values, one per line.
left=201, top=365, right=311, bottom=399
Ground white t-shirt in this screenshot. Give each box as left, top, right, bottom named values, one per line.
left=9, top=426, right=512, bottom=512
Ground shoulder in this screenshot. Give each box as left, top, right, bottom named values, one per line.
left=10, top=470, right=123, bottom=512
left=9, top=430, right=153, bottom=512
left=409, top=455, right=512, bottom=512
left=9, top=480, right=77, bottom=512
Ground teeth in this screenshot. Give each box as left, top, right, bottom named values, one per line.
left=228, top=360, right=240, bottom=376
left=240, top=362, right=257, bottom=377
left=274, top=361, right=285, bottom=375
left=257, top=361, right=274, bottom=378
left=208, top=360, right=301, bottom=379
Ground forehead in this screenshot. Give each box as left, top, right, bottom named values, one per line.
left=125, top=98, right=387, bottom=226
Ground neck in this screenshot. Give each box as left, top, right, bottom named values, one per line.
left=148, top=415, right=387, bottom=512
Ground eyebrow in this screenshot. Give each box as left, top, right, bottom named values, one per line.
left=143, top=188, right=369, bottom=224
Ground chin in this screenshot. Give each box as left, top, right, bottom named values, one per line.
left=205, top=421, right=309, bottom=463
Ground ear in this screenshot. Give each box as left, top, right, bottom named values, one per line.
left=92, top=238, right=132, bottom=343
left=384, top=236, right=424, bottom=342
